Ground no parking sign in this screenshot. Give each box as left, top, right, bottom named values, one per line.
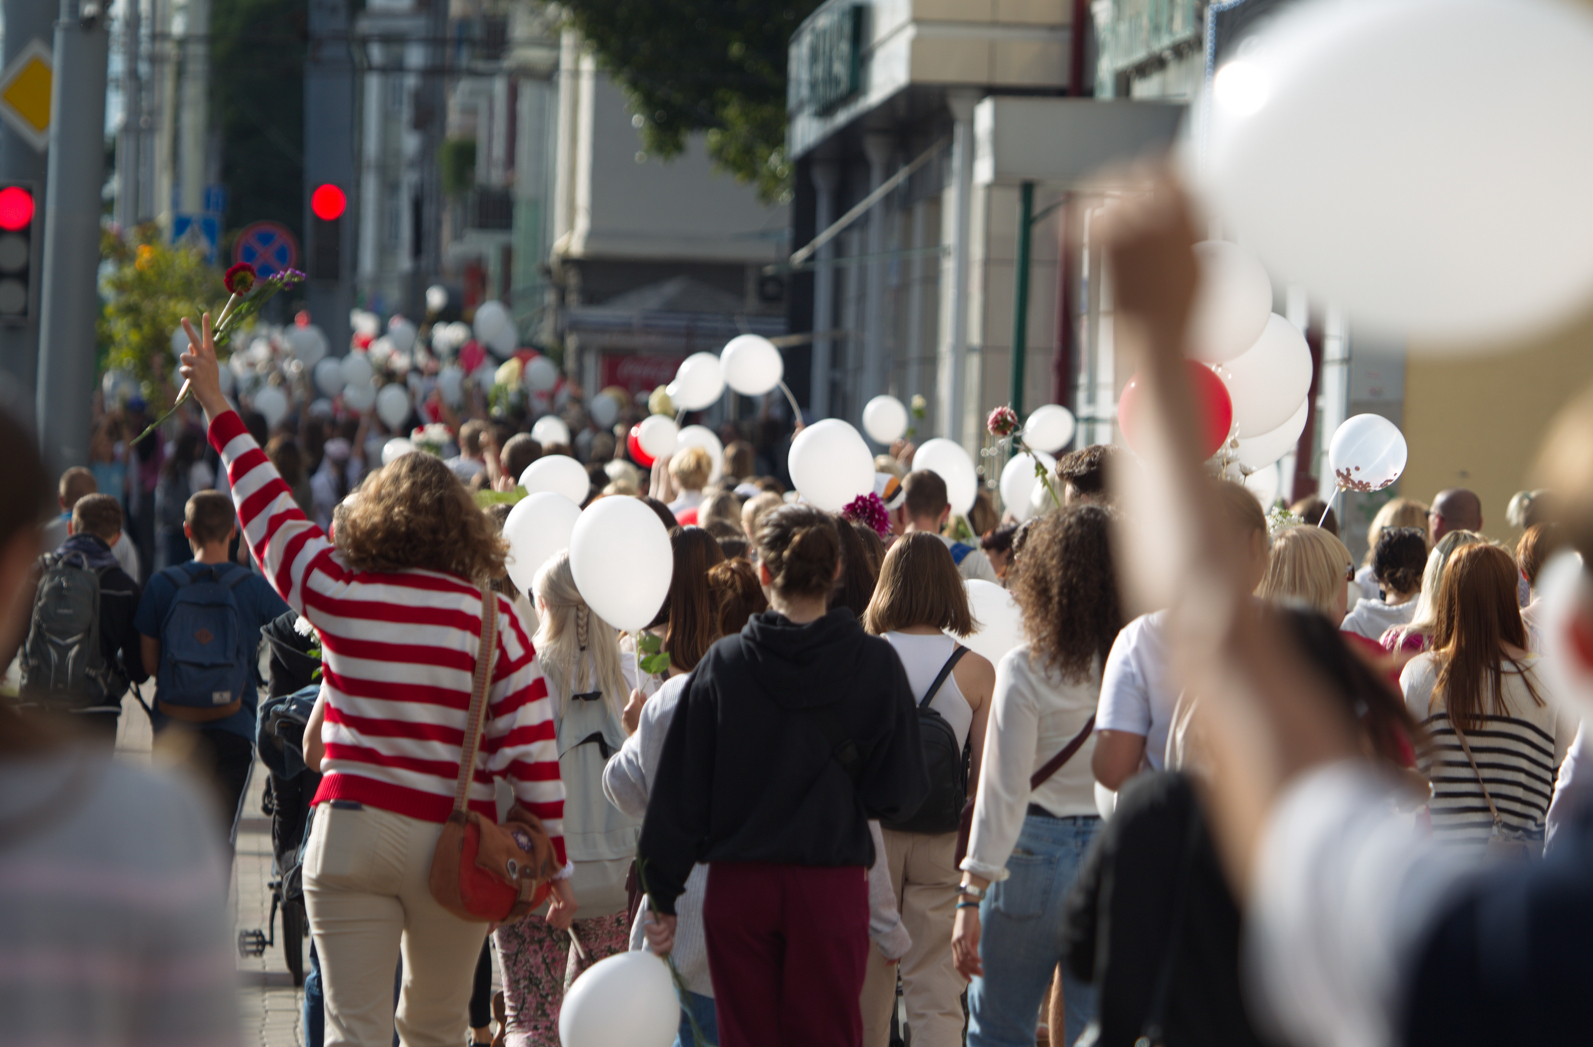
left=233, top=221, right=300, bottom=279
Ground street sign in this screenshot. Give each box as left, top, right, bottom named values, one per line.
left=0, top=39, right=52, bottom=153
left=204, top=184, right=228, bottom=216
left=173, top=213, right=219, bottom=263
left=233, top=220, right=300, bottom=278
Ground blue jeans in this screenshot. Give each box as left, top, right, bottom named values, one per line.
left=675, top=988, right=718, bottom=1047
left=967, top=813, right=1101, bottom=1047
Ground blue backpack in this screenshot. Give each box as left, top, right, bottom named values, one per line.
left=157, top=563, right=252, bottom=721
left=949, top=541, right=975, bottom=566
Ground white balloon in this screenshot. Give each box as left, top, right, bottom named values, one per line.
left=1244, top=461, right=1282, bottom=507
left=1218, top=314, right=1312, bottom=438
left=341, top=351, right=374, bottom=388
left=569, top=495, right=674, bottom=634
left=525, top=355, right=560, bottom=393
left=308, top=397, right=334, bottom=419
left=956, top=580, right=1024, bottom=667
left=437, top=365, right=464, bottom=407
left=1187, top=241, right=1273, bottom=364
left=637, top=415, right=679, bottom=460
left=862, top=395, right=908, bottom=445
left=914, top=438, right=979, bottom=517
left=1234, top=397, right=1310, bottom=471
left=216, top=366, right=235, bottom=396
left=787, top=419, right=874, bottom=512
left=558, top=950, right=678, bottom=1047
left=171, top=326, right=191, bottom=361
left=719, top=334, right=784, bottom=396
left=1000, top=450, right=1057, bottom=522
left=287, top=325, right=328, bottom=367
left=676, top=425, right=724, bottom=482
left=314, top=357, right=346, bottom=397
left=386, top=317, right=417, bottom=353
left=368, top=336, right=396, bottom=366
left=381, top=437, right=415, bottom=466
left=1021, top=404, right=1076, bottom=453
left=375, top=383, right=411, bottom=429
left=448, top=321, right=474, bottom=348
left=1327, top=413, right=1407, bottom=493
left=589, top=392, right=619, bottom=429
left=486, top=324, right=519, bottom=359
left=671, top=352, right=725, bottom=411
left=1029, top=471, right=1058, bottom=519
left=473, top=300, right=510, bottom=342
left=531, top=415, right=572, bottom=449
left=342, top=380, right=376, bottom=412
left=252, top=385, right=287, bottom=428
left=1203, top=0, right=1593, bottom=346
left=351, top=310, right=380, bottom=337
left=519, top=455, right=590, bottom=507
left=503, top=492, right=583, bottom=594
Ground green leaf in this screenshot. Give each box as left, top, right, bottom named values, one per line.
left=639, top=651, right=671, bottom=676
left=475, top=487, right=528, bottom=508
left=636, top=632, right=663, bottom=655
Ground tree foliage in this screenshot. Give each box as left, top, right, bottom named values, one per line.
left=98, top=226, right=225, bottom=396
left=557, top=0, right=820, bottom=203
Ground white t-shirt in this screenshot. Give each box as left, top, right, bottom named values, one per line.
left=932, top=533, right=1000, bottom=585
left=883, top=631, right=974, bottom=748
left=1095, top=610, right=1178, bottom=769
left=1340, top=597, right=1416, bottom=642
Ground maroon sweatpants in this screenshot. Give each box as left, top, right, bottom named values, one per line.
left=702, top=862, right=871, bottom=1047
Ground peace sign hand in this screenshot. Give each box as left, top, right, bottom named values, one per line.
left=179, top=312, right=229, bottom=421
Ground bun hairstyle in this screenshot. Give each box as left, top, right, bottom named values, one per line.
left=757, top=504, right=841, bottom=600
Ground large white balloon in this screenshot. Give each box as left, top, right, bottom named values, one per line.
left=569, top=496, right=674, bottom=634
left=1234, top=397, right=1310, bottom=472
left=437, top=364, right=464, bottom=408
left=341, top=351, right=374, bottom=388
left=531, top=415, right=572, bottom=449
left=788, top=419, right=874, bottom=512
left=589, top=392, right=619, bottom=429
left=375, top=383, right=411, bottom=430
left=956, top=580, right=1024, bottom=667
left=1000, top=450, right=1057, bottom=522
left=1203, top=0, right=1593, bottom=346
left=287, top=324, right=329, bottom=367
left=473, top=300, right=510, bottom=342
left=342, top=380, right=376, bottom=413
left=503, top=493, right=583, bottom=594
left=524, top=355, right=560, bottom=393
left=1187, top=241, right=1273, bottom=364
left=486, top=324, right=519, bottom=359
left=1327, top=413, right=1407, bottom=493
left=676, top=425, right=724, bottom=482
left=520, top=455, right=590, bottom=506
left=381, top=437, right=415, bottom=466
left=386, top=317, right=417, bottom=354
left=1244, top=461, right=1282, bottom=507
left=558, top=951, right=678, bottom=1047
left=914, top=438, right=979, bottom=517
left=253, top=385, right=287, bottom=428
left=862, top=395, right=908, bottom=445
left=637, top=415, right=679, bottom=460
left=719, top=334, right=784, bottom=396
left=1022, top=404, right=1076, bottom=453
left=171, top=326, right=190, bottom=360
left=1218, top=314, right=1312, bottom=438
left=671, top=352, right=725, bottom=411
left=314, top=357, right=346, bottom=397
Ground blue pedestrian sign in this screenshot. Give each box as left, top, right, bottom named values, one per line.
left=172, top=213, right=219, bottom=263
left=233, top=220, right=300, bottom=279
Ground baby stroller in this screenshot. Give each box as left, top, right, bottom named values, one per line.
left=238, top=611, right=322, bottom=986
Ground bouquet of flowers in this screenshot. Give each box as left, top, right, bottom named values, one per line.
left=410, top=423, right=455, bottom=458
left=133, top=262, right=306, bottom=443
left=988, top=405, right=1061, bottom=511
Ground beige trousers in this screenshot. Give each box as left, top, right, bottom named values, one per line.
left=859, top=828, right=967, bottom=1047
left=305, top=803, right=489, bottom=1047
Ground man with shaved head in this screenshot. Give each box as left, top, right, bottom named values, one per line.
left=1430, top=488, right=1483, bottom=541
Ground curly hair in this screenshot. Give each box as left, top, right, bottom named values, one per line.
left=1010, top=504, right=1123, bottom=681
left=334, top=450, right=507, bottom=580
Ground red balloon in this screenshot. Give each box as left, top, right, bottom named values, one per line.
left=628, top=425, right=655, bottom=468
left=1117, top=362, right=1235, bottom=460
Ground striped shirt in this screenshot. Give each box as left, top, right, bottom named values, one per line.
left=1401, top=652, right=1574, bottom=847
left=208, top=410, right=566, bottom=864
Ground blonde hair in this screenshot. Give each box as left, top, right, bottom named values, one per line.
left=699, top=490, right=743, bottom=534
left=1257, top=524, right=1353, bottom=618
left=1362, top=497, right=1429, bottom=566
left=669, top=447, right=713, bottom=491
left=1397, top=529, right=1488, bottom=644
left=532, top=550, right=629, bottom=721
left=741, top=491, right=782, bottom=542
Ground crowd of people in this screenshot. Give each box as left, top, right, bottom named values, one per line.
left=7, top=178, right=1593, bottom=1047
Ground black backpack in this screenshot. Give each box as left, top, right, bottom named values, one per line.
left=19, top=552, right=123, bottom=712
left=882, top=645, right=970, bottom=835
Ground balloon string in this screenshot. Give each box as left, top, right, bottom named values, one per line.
left=777, top=381, right=803, bottom=425
left=1318, top=489, right=1338, bottom=529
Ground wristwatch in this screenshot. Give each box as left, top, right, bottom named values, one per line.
left=957, top=881, right=986, bottom=901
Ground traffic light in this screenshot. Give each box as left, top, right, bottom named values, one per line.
left=0, top=184, right=35, bottom=322
left=309, top=183, right=345, bottom=280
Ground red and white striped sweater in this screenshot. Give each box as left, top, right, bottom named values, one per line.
left=208, top=410, right=566, bottom=864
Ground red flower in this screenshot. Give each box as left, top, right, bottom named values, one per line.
left=842, top=493, right=891, bottom=538
left=223, top=263, right=257, bottom=295
left=987, top=405, right=1020, bottom=438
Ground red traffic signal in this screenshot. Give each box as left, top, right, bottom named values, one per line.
left=0, top=186, right=34, bottom=231
left=311, top=184, right=346, bottom=222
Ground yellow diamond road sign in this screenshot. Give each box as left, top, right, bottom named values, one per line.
left=0, top=39, right=51, bottom=153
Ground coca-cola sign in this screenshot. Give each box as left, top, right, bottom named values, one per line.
left=602, top=353, right=687, bottom=396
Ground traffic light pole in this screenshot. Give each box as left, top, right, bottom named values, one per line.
left=35, top=0, right=107, bottom=467
left=304, top=0, right=355, bottom=357
left=0, top=0, right=54, bottom=392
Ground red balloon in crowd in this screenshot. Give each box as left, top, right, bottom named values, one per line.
left=628, top=425, right=655, bottom=468
left=1117, top=361, right=1235, bottom=461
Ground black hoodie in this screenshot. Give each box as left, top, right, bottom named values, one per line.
left=638, top=607, right=928, bottom=915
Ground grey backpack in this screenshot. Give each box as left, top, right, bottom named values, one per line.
left=20, top=552, right=120, bottom=711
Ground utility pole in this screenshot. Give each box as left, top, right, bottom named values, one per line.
left=116, top=0, right=141, bottom=228
left=177, top=0, right=209, bottom=214
left=36, top=0, right=109, bottom=467
left=305, top=0, right=355, bottom=356
left=0, top=0, right=55, bottom=391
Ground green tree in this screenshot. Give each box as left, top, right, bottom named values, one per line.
left=558, top=0, right=820, bottom=203
left=212, top=0, right=306, bottom=243
left=99, top=226, right=225, bottom=398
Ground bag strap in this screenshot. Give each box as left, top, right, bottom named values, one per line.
left=1030, top=714, right=1096, bottom=792
left=452, top=585, right=500, bottom=815
left=1450, top=717, right=1505, bottom=831
left=919, top=645, right=969, bottom=710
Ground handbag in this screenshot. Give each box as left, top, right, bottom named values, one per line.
left=955, top=714, right=1095, bottom=865
left=1450, top=716, right=1540, bottom=860
left=428, top=584, right=561, bottom=921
